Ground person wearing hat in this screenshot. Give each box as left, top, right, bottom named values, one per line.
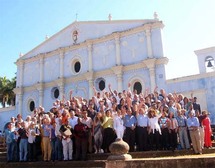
left=187, top=110, right=202, bottom=154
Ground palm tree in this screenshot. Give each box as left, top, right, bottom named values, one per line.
left=0, top=76, right=16, bottom=107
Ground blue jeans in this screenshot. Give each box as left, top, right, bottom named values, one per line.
left=178, top=127, right=190, bottom=149
left=55, top=137, right=63, bottom=160
left=6, top=141, right=15, bottom=161
left=19, top=138, right=28, bottom=161
left=51, top=138, right=56, bottom=161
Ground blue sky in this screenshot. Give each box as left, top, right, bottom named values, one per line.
left=1, top=0, right=215, bottom=80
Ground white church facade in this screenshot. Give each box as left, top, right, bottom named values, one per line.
left=0, top=14, right=215, bottom=130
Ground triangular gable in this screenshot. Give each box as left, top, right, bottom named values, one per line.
left=19, top=19, right=156, bottom=60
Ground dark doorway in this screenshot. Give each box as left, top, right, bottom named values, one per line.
left=133, top=82, right=142, bottom=94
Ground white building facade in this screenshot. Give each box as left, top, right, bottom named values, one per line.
left=0, top=16, right=215, bottom=130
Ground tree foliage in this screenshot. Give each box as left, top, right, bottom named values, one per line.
left=0, top=76, right=16, bottom=108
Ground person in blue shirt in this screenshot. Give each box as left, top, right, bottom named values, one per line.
left=176, top=109, right=190, bottom=150
left=136, top=106, right=149, bottom=151
left=5, top=122, right=16, bottom=162
left=123, top=106, right=137, bottom=152
left=187, top=110, right=202, bottom=154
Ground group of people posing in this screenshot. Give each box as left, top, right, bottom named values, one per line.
left=4, top=84, right=213, bottom=162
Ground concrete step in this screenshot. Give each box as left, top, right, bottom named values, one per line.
left=1, top=148, right=215, bottom=163
left=1, top=153, right=215, bottom=168
left=0, top=160, right=105, bottom=168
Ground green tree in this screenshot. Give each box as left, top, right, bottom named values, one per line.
left=0, top=76, right=16, bottom=108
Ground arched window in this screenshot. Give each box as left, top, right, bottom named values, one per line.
left=27, top=99, right=35, bottom=113
left=74, top=61, right=81, bottom=73
left=51, top=87, right=59, bottom=99
left=95, top=78, right=106, bottom=91
left=29, top=101, right=35, bottom=112
left=71, top=58, right=82, bottom=75
left=133, top=81, right=142, bottom=94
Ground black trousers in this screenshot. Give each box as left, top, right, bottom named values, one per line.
left=102, top=128, right=116, bottom=153
left=75, top=138, right=88, bottom=161
left=28, top=142, right=37, bottom=161
left=123, top=127, right=136, bottom=152
left=161, top=128, right=170, bottom=150
left=169, top=129, right=178, bottom=150
left=148, top=130, right=161, bottom=150
left=136, top=126, right=148, bottom=151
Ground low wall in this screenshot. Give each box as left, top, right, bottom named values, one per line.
left=105, top=157, right=215, bottom=168
left=0, top=106, right=17, bottom=131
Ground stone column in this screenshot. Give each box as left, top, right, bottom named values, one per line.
left=84, top=71, right=94, bottom=99
left=35, top=83, right=44, bottom=107
left=39, top=89, right=44, bottom=106
left=18, top=93, right=23, bottom=116
left=56, top=77, right=65, bottom=100
left=114, top=33, right=121, bottom=65
left=14, top=87, right=23, bottom=116
left=59, top=85, right=64, bottom=100
left=111, top=65, right=123, bottom=92
left=17, top=60, right=24, bottom=87
left=143, top=59, right=156, bottom=93
left=87, top=41, right=93, bottom=71
left=39, top=55, right=44, bottom=82
left=59, top=51, right=65, bottom=78
left=145, top=27, right=153, bottom=58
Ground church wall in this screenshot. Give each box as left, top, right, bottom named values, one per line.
left=64, top=49, right=88, bottom=78
left=43, top=54, right=60, bottom=83
left=22, top=90, right=39, bottom=119
left=23, top=60, right=40, bottom=87
left=120, top=33, right=147, bottom=65
left=43, top=87, right=58, bottom=111
left=155, top=64, right=167, bottom=90
left=123, top=68, right=149, bottom=92
left=92, top=40, right=116, bottom=71
left=151, top=28, right=164, bottom=58
left=0, top=107, right=16, bottom=131
left=16, top=66, right=21, bottom=87
left=64, top=80, right=89, bottom=100
left=166, top=75, right=215, bottom=124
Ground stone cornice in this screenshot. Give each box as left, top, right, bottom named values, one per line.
left=142, top=58, right=157, bottom=68
left=13, top=87, right=23, bottom=95
left=17, top=57, right=168, bottom=93
left=167, top=71, right=215, bottom=84
left=84, top=71, right=94, bottom=80
left=34, top=82, right=44, bottom=91
left=194, top=46, right=215, bottom=56
left=111, top=65, right=124, bottom=75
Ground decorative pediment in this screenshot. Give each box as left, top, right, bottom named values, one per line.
left=17, top=19, right=162, bottom=62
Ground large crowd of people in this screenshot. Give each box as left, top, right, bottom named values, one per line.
left=3, top=84, right=213, bottom=162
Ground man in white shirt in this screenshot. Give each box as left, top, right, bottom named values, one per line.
left=69, top=110, right=78, bottom=129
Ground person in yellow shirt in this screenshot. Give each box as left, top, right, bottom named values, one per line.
left=101, top=109, right=116, bottom=153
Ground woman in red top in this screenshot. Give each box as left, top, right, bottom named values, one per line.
left=202, top=110, right=212, bottom=148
